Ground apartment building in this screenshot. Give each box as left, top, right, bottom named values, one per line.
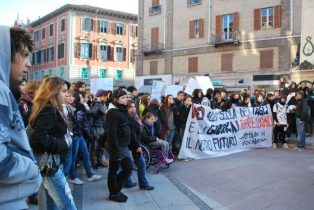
left=30, top=4, right=138, bottom=87
left=137, top=0, right=302, bottom=91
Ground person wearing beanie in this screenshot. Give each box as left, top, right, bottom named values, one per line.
left=127, top=86, right=140, bottom=111
left=106, top=89, right=133, bottom=203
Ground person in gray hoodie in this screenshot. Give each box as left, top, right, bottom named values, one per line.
left=0, top=26, right=42, bottom=210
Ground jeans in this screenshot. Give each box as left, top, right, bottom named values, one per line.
left=63, top=144, right=73, bottom=177
left=126, top=154, right=150, bottom=188
left=149, top=139, right=170, bottom=158
left=296, top=118, right=306, bottom=148
left=107, top=158, right=133, bottom=195
left=41, top=167, right=77, bottom=210
left=70, top=135, right=93, bottom=179
left=164, top=129, right=175, bottom=148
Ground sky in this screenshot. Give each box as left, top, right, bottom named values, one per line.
left=0, top=0, right=138, bottom=26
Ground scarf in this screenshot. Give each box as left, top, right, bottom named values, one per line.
left=129, top=112, right=143, bottom=131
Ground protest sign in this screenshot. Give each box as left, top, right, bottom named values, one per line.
left=184, top=78, right=198, bottom=95
left=178, top=104, right=273, bottom=159
left=184, top=76, right=214, bottom=95
left=90, top=78, right=113, bottom=94
left=165, top=85, right=184, bottom=96
left=151, top=81, right=164, bottom=101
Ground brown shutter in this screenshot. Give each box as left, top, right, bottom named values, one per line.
left=89, top=44, right=93, bottom=59
left=199, top=19, right=204, bottom=38
left=152, top=0, right=159, bottom=7
left=221, top=53, right=233, bottom=72
left=75, top=43, right=81, bottom=58
left=97, top=20, right=100, bottom=33
left=215, top=16, right=222, bottom=42
left=150, top=61, right=158, bottom=75
left=107, top=46, right=111, bottom=60
left=111, top=46, right=114, bottom=61
left=97, top=46, right=100, bottom=60
left=123, top=24, right=126, bottom=36
left=111, top=22, right=116, bottom=35
left=151, top=28, right=155, bottom=48
left=82, top=18, right=85, bottom=31
left=260, top=50, right=274, bottom=69
left=254, top=9, right=261, bottom=30
left=274, top=5, right=281, bottom=28
left=123, top=48, right=127, bottom=61
left=189, top=20, right=194, bottom=39
left=91, top=19, right=94, bottom=32
left=233, top=12, right=239, bottom=31
left=151, top=27, right=159, bottom=49
left=188, top=57, right=198, bottom=73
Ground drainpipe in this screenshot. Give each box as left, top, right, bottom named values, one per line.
left=208, top=0, right=211, bottom=44
left=290, top=0, right=294, bottom=35
left=163, top=0, right=166, bottom=48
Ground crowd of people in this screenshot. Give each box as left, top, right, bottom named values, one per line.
left=1, top=26, right=314, bottom=210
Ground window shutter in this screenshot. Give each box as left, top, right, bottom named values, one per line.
left=189, top=20, right=194, bottom=39
left=254, top=9, right=261, bottom=30
left=123, top=48, right=127, bottom=61
left=260, top=50, right=274, bottom=69
left=89, top=44, right=92, bottom=58
left=97, top=46, right=100, bottom=60
left=46, top=48, right=49, bottom=62
left=151, top=28, right=156, bottom=48
left=92, top=45, right=96, bottom=60
left=234, top=12, right=239, bottom=31
left=52, top=47, right=54, bottom=61
left=82, top=18, right=86, bottom=31
left=111, top=46, right=114, bottom=61
left=123, top=24, right=126, bottom=36
left=96, top=20, right=100, bottom=33
left=152, top=0, right=159, bottom=7
left=150, top=61, right=158, bottom=75
left=107, top=46, right=111, bottom=60
left=111, top=22, right=116, bottom=35
left=199, top=19, right=204, bottom=38
left=188, top=57, right=198, bottom=73
left=274, top=5, right=281, bottom=28
left=216, top=15, right=222, bottom=35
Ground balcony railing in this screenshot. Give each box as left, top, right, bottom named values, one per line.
left=210, top=30, right=241, bottom=46
left=187, top=0, right=202, bottom=6
left=142, top=43, right=164, bottom=56
left=149, top=5, right=161, bottom=16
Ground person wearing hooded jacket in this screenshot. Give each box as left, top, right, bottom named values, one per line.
left=106, top=89, right=133, bottom=203
left=0, top=26, right=42, bottom=210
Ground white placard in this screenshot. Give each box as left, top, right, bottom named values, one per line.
left=178, top=104, right=273, bottom=160
left=195, top=76, right=214, bottom=95
left=90, top=78, right=113, bottom=94
left=184, top=78, right=198, bottom=95
left=164, top=85, right=184, bottom=97
left=151, top=81, right=164, bottom=101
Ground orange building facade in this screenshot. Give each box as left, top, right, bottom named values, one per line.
left=30, top=4, right=138, bottom=87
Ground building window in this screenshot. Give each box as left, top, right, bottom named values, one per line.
left=130, top=49, right=136, bottom=63
left=34, top=31, right=39, bottom=42
left=116, top=47, right=123, bottom=62
left=80, top=67, right=89, bottom=79
left=60, top=67, right=64, bottom=77
left=188, top=57, right=198, bottom=73
left=221, top=53, right=233, bottom=72
left=261, top=8, right=274, bottom=29
left=115, top=69, right=122, bottom=80
left=48, top=47, right=54, bottom=62
left=100, top=45, right=108, bottom=60
left=61, top=19, right=65, bottom=32
left=116, top=23, right=124, bottom=35
left=36, top=51, right=41, bottom=64
left=41, top=71, right=45, bottom=79
left=99, top=69, right=107, bottom=78
left=149, top=0, right=161, bottom=15
left=49, top=24, right=53, bottom=36
left=99, top=20, right=108, bottom=33
left=187, top=0, right=202, bottom=6
left=41, top=49, right=46, bottom=64
left=35, top=72, right=38, bottom=80
left=151, top=27, right=159, bottom=49
left=81, top=43, right=91, bottom=59
left=48, top=69, right=53, bottom=76
left=82, top=17, right=92, bottom=32
left=42, top=28, right=45, bottom=40
left=189, top=19, right=204, bottom=39
left=222, top=14, right=234, bottom=41
left=58, top=43, right=64, bottom=59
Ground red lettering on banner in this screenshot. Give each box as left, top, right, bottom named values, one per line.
left=240, top=116, right=273, bottom=130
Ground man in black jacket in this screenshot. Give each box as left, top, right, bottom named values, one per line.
left=293, top=90, right=309, bottom=151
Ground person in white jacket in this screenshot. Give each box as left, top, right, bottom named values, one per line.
left=0, top=26, right=42, bottom=210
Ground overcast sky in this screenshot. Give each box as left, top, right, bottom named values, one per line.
left=0, top=0, right=138, bottom=26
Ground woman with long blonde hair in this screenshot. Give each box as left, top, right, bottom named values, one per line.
left=29, top=76, right=77, bottom=210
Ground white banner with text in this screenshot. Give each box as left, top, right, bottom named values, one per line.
left=178, top=104, right=273, bottom=159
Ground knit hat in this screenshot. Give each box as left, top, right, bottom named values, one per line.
left=113, top=89, right=127, bottom=99
left=95, top=89, right=106, bottom=97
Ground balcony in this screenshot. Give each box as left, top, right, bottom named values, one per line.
left=187, top=0, right=202, bottom=6
left=142, top=43, right=164, bottom=56
left=149, top=5, right=161, bottom=16
left=210, top=30, right=241, bottom=47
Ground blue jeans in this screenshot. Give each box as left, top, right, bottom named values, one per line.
left=164, top=129, right=175, bottom=147
left=296, top=118, right=306, bottom=148
left=41, top=167, right=77, bottom=210
left=63, top=144, right=73, bottom=177
left=70, top=135, right=93, bottom=179
left=126, top=154, right=150, bottom=188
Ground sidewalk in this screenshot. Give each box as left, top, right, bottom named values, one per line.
left=29, top=165, right=206, bottom=210
left=286, top=133, right=314, bottom=149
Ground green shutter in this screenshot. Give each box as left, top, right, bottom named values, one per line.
left=80, top=67, right=89, bottom=79
left=99, top=69, right=106, bottom=78
left=115, top=69, right=122, bottom=80
left=60, top=67, right=64, bottom=77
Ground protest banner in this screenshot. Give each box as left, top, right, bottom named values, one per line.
left=151, top=81, right=164, bottom=101
left=90, top=78, right=113, bottom=94
left=164, top=85, right=184, bottom=96
left=178, top=104, right=273, bottom=159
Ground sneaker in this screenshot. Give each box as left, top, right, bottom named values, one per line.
left=87, top=174, right=102, bottom=182
left=123, top=182, right=137, bottom=189
left=69, top=178, right=84, bottom=185
left=296, top=148, right=304, bottom=152
left=165, top=158, right=174, bottom=164
left=140, top=185, right=155, bottom=191
left=272, top=143, right=277, bottom=149
left=292, top=147, right=299, bottom=151
left=282, top=143, right=289, bottom=149
left=109, top=192, right=128, bottom=203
